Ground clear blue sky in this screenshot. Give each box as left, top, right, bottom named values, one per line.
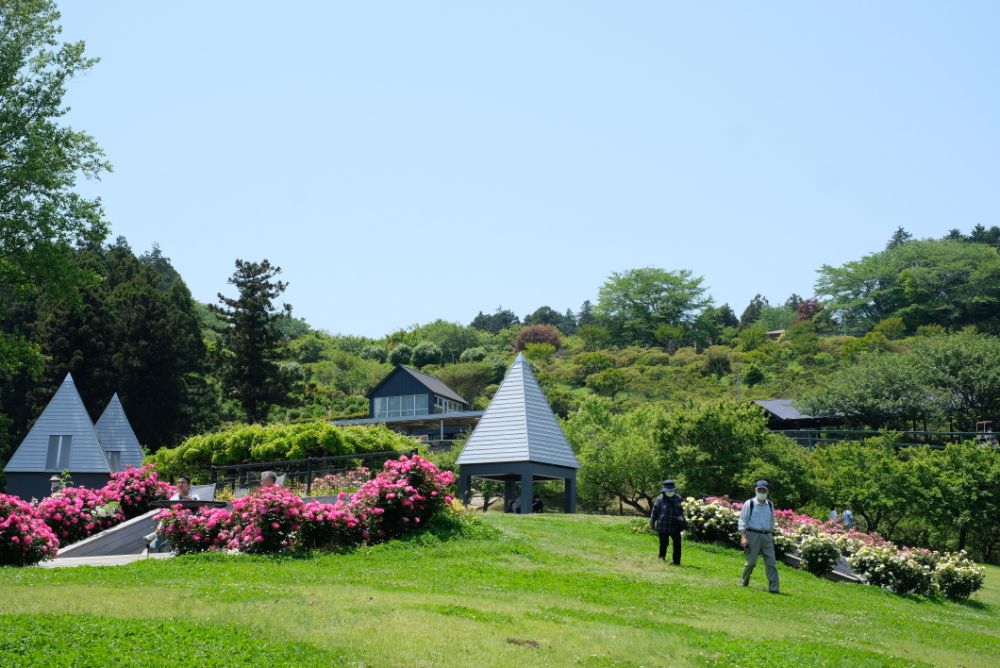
left=57, top=2, right=1000, bottom=338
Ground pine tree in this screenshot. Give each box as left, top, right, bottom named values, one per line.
left=211, top=259, right=293, bottom=423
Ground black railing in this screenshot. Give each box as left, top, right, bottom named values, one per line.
left=210, top=449, right=417, bottom=496
left=775, top=429, right=996, bottom=449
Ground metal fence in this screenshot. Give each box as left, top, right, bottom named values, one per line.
left=209, top=449, right=418, bottom=497
left=775, top=429, right=996, bottom=449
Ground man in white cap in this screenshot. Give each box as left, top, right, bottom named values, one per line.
left=649, top=479, right=686, bottom=564
left=738, top=479, right=780, bottom=593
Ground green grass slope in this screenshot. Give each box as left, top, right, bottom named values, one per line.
left=0, top=514, right=996, bottom=667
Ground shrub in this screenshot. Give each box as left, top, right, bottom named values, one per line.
left=359, top=345, right=387, bottom=362
left=104, top=465, right=174, bottom=519
left=849, top=545, right=934, bottom=595
left=36, top=486, right=120, bottom=545
left=798, top=534, right=840, bottom=576
left=351, top=455, right=455, bottom=542
left=514, top=324, right=562, bottom=352
left=934, top=552, right=986, bottom=601
left=225, top=486, right=305, bottom=553
left=411, top=341, right=443, bottom=367
left=388, top=344, right=413, bottom=366
left=0, top=493, right=59, bottom=566
left=298, top=499, right=363, bottom=550
left=155, top=506, right=231, bottom=555
left=459, top=346, right=487, bottom=362
left=681, top=497, right=739, bottom=546
left=308, top=468, right=371, bottom=496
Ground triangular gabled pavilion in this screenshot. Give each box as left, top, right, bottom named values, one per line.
left=456, top=352, right=579, bottom=513
left=95, top=393, right=145, bottom=472
left=3, top=373, right=112, bottom=500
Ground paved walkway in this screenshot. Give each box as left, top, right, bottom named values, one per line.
left=39, top=552, right=174, bottom=568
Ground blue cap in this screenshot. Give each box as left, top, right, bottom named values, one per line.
left=661, top=479, right=676, bottom=491
left=755, top=480, right=769, bottom=490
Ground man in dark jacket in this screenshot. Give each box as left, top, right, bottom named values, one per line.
left=649, top=479, right=686, bottom=564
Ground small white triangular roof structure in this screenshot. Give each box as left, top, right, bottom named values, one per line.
left=95, top=393, right=145, bottom=469
left=457, top=352, right=579, bottom=469
left=3, top=373, right=110, bottom=473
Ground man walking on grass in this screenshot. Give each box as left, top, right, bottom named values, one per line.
left=738, top=480, right=780, bottom=593
left=649, top=479, right=686, bottom=565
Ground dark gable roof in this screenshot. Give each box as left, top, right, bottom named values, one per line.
left=753, top=399, right=814, bottom=421
left=368, top=365, right=470, bottom=406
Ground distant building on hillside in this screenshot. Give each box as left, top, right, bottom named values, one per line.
left=3, top=374, right=145, bottom=500
left=754, top=399, right=840, bottom=431
left=333, top=365, right=483, bottom=444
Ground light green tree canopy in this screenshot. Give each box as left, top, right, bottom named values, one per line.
left=596, top=267, right=711, bottom=347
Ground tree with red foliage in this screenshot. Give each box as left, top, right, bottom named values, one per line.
left=514, top=324, right=562, bottom=352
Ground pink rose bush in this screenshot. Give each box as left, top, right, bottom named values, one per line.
left=104, top=464, right=175, bottom=519
left=225, top=485, right=305, bottom=553
left=36, top=486, right=121, bottom=544
left=153, top=455, right=455, bottom=556
left=1, top=493, right=59, bottom=566
left=682, top=496, right=985, bottom=599
left=307, top=468, right=372, bottom=496
left=350, top=455, right=455, bottom=542
left=155, top=506, right=232, bottom=555
left=299, top=499, right=363, bottom=550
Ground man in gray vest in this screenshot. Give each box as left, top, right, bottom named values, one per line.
left=738, top=480, right=780, bottom=593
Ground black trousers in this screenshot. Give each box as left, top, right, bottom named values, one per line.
left=658, top=530, right=682, bottom=564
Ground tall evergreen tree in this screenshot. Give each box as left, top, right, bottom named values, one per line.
left=24, top=240, right=216, bottom=449
left=211, top=259, right=293, bottom=423
left=739, top=294, right=769, bottom=328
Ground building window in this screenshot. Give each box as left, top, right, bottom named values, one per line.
left=374, top=394, right=429, bottom=418
left=434, top=396, right=464, bottom=414
left=107, top=451, right=121, bottom=472
left=45, top=435, right=72, bottom=471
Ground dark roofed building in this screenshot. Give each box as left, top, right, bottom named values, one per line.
left=366, top=365, right=471, bottom=419
left=334, top=365, right=483, bottom=444
left=754, top=399, right=839, bottom=430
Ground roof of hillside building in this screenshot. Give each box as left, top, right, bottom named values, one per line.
left=457, top=352, right=579, bottom=469
left=95, top=393, right=145, bottom=469
left=367, top=364, right=469, bottom=406
left=3, top=373, right=111, bottom=474
left=754, top=399, right=814, bottom=421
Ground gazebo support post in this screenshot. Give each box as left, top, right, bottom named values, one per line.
left=459, top=471, right=472, bottom=505
left=503, top=480, right=515, bottom=512
left=564, top=475, right=576, bottom=514
left=520, top=472, right=533, bottom=515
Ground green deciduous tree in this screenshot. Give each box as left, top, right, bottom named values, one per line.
left=596, top=268, right=710, bottom=347
left=563, top=398, right=663, bottom=514
left=810, top=438, right=919, bottom=539
left=652, top=400, right=773, bottom=500
left=211, top=259, right=294, bottom=423
left=816, top=239, right=1000, bottom=334
left=0, top=1, right=110, bottom=461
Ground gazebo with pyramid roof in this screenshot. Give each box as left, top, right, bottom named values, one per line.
left=456, top=352, right=579, bottom=514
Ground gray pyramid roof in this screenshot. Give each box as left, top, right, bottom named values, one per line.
left=457, top=352, right=579, bottom=469
left=95, top=393, right=145, bottom=469
left=3, top=373, right=110, bottom=474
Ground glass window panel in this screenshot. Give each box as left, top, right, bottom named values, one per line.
left=57, top=435, right=72, bottom=470
left=46, top=435, right=60, bottom=470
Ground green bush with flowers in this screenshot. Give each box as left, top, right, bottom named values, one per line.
left=798, top=534, right=840, bottom=576
left=933, top=552, right=985, bottom=601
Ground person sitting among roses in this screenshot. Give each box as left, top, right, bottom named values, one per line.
left=169, top=475, right=200, bottom=501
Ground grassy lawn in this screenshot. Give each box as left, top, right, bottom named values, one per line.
left=0, top=513, right=997, bottom=667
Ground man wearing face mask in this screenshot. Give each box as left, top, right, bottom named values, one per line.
left=649, top=479, right=686, bottom=564
left=738, top=480, right=780, bottom=593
